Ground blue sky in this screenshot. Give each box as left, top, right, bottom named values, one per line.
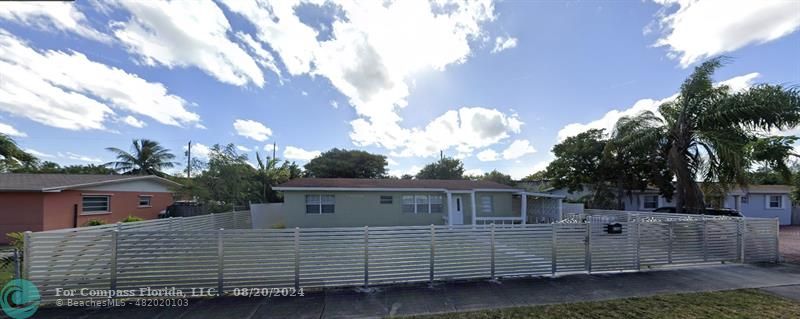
left=0, top=0, right=798, bottom=178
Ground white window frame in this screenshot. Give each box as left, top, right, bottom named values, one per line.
left=306, top=194, right=335, bottom=214
left=766, top=194, right=783, bottom=209
left=479, top=195, right=493, bottom=213
left=641, top=195, right=659, bottom=210
left=401, top=194, right=443, bottom=214
left=82, top=195, right=111, bottom=215
left=138, top=195, right=152, bottom=208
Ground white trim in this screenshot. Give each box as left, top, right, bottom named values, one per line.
left=515, top=191, right=566, bottom=199
left=81, top=193, right=114, bottom=196
left=765, top=194, right=784, bottom=210
left=640, top=194, right=659, bottom=210
left=471, top=191, right=477, bottom=226
left=43, top=175, right=180, bottom=192
left=273, top=186, right=522, bottom=193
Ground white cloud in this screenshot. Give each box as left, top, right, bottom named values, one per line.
left=283, top=146, right=321, bottom=161
left=389, top=165, right=422, bottom=178
left=184, top=142, right=211, bottom=160
left=26, top=149, right=54, bottom=158
left=381, top=107, right=523, bottom=157
left=0, top=29, right=200, bottom=131
left=59, top=151, right=102, bottom=163
left=220, top=0, right=497, bottom=156
left=122, top=115, right=146, bottom=128
left=235, top=31, right=282, bottom=80
left=501, top=139, right=536, bottom=160
left=651, top=0, right=800, bottom=67
left=263, top=143, right=280, bottom=153
left=330, top=100, right=339, bottom=109
left=464, top=168, right=485, bottom=176
left=110, top=1, right=265, bottom=87
left=301, top=91, right=308, bottom=96
left=477, top=149, right=499, bottom=161
left=0, top=2, right=110, bottom=42
left=491, top=36, right=517, bottom=53
left=236, top=145, right=253, bottom=152
left=0, top=122, right=26, bottom=137
left=233, top=119, right=272, bottom=142
left=556, top=73, right=760, bottom=141
left=386, top=158, right=399, bottom=166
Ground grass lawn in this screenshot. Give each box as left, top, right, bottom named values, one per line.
left=408, top=289, right=800, bottom=319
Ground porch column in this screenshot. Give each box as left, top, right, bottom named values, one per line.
left=471, top=191, right=477, bottom=226
left=521, top=193, right=527, bottom=224
left=557, top=198, right=563, bottom=220
left=446, top=191, right=453, bottom=225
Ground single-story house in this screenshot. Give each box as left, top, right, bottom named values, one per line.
left=0, top=173, right=179, bottom=242
left=624, top=184, right=795, bottom=225
left=522, top=179, right=796, bottom=225
left=255, top=178, right=564, bottom=228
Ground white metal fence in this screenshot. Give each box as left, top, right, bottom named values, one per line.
left=24, top=210, right=778, bottom=303
left=34, top=210, right=252, bottom=234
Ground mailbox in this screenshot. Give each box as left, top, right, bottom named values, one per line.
left=605, top=223, right=623, bottom=234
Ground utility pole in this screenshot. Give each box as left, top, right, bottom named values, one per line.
left=272, top=142, right=276, bottom=160
left=187, top=141, right=192, bottom=179
left=440, top=150, right=443, bottom=160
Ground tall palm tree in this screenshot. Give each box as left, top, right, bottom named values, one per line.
left=0, top=134, right=37, bottom=171
left=105, top=139, right=176, bottom=176
left=617, top=57, right=800, bottom=212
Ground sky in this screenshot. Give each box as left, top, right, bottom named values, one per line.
left=0, top=0, right=798, bottom=179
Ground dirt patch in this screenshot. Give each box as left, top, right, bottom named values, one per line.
left=780, top=226, right=800, bottom=264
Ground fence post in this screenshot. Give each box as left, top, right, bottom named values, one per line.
left=668, top=222, right=673, bottom=264
left=217, top=228, right=224, bottom=296
left=13, top=249, right=21, bottom=279
left=702, top=218, right=708, bottom=262
left=635, top=217, right=641, bottom=271
left=551, top=224, right=557, bottom=276
left=429, top=224, right=435, bottom=287
left=116, top=222, right=122, bottom=232
left=364, top=226, right=369, bottom=289
left=490, top=223, right=496, bottom=281
left=775, top=218, right=781, bottom=263
left=168, top=217, right=174, bottom=231
left=23, top=231, right=31, bottom=279
left=294, top=227, right=300, bottom=291
left=738, top=219, right=745, bottom=263
left=585, top=222, right=592, bottom=273
left=110, top=230, right=118, bottom=292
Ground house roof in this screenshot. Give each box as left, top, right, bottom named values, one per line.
left=275, top=178, right=520, bottom=191
left=0, top=173, right=180, bottom=192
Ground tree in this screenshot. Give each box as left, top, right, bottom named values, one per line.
left=546, top=129, right=608, bottom=193
left=520, top=170, right=548, bottom=182
left=13, top=161, right=116, bottom=174
left=304, top=148, right=387, bottom=178
left=193, top=144, right=258, bottom=211
left=105, top=139, right=176, bottom=176
left=415, top=157, right=465, bottom=180
left=0, top=134, right=37, bottom=172
left=467, top=169, right=515, bottom=186
left=618, top=57, right=800, bottom=211
left=254, top=152, right=301, bottom=202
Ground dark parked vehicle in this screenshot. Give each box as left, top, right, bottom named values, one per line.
left=653, top=207, right=743, bottom=217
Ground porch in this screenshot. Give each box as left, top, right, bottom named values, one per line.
left=444, top=190, right=565, bottom=226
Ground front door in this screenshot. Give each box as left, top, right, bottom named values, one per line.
left=451, top=195, right=464, bottom=225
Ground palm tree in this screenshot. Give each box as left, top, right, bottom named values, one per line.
left=0, top=134, right=37, bottom=172
left=105, top=139, right=176, bottom=176
left=617, top=57, right=800, bottom=212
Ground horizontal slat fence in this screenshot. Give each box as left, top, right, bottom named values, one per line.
left=35, top=210, right=252, bottom=234
left=25, top=211, right=778, bottom=304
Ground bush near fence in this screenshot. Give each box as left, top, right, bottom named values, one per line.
left=23, top=210, right=777, bottom=304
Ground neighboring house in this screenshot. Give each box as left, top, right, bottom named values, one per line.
left=525, top=179, right=795, bottom=225
left=256, top=178, right=564, bottom=228
left=0, top=174, right=179, bottom=243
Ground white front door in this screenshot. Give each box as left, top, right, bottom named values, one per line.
left=451, top=195, right=464, bottom=225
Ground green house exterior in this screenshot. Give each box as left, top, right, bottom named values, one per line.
left=257, top=178, right=564, bottom=228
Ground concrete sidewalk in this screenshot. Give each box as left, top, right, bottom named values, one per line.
left=30, top=263, right=800, bottom=319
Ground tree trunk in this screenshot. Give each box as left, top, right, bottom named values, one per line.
left=668, top=144, right=704, bottom=212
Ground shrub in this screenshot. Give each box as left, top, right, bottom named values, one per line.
left=122, top=215, right=144, bottom=223
left=270, top=223, right=286, bottom=229
left=1, top=232, right=24, bottom=269
left=84, top=219, right=106, bottom=226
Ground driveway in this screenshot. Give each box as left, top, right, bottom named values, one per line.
left=30, top=263, right=800, bottom=319
left=781, top=226, right=800, bottom=264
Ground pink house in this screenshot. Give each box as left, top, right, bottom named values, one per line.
left=0, top=174, right=178, bottom=243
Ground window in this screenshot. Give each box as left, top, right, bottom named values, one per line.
left=82, top=196, right=110, bottom=214
left=306, top=195, right=335, bottom=214
left=402, top=195, right=415, bottom=213
left=740, top=195, right=749, bottom=204
left=380, top=195, right=393, bottom=204
left=416, top=195, right=429, bottom=213
left=479, top=195, right=493, bottom=213
left=138, top=195, right=152, bottom=207
left=768, top=195, right=783, bottom=209
left=642, top=195, right=659, bottom=209
left=430, top=195, right=443, bottom=213
left=402, top=194, right=442, bottom=214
